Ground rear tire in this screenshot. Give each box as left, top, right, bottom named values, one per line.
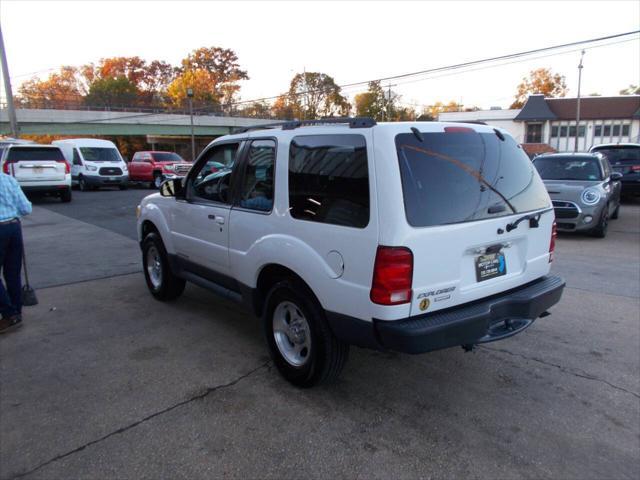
left=60, top=187, right=72, bottom=203
left=142, top=232, right=186, bottom=301
left=263, top=279, right=349, bottom=387
left=119, top=184, right=128, bottom=191
left=591, top=206, right=609, bottom=238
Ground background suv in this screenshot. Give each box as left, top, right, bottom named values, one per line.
left=1, top=144, right=72, bottom=202
left=128, top=151, right=192, bottom=189
left=137, top=119, right=565, bottom=387
left=589, top=143, right=640, bottom=197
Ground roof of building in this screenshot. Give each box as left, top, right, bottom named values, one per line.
left=514, top=95, right=557, bottom=121
left=515, top=95, right=640, bottom=121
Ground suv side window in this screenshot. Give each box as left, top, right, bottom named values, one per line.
left=73, top=149, right=83, bottom=166
left=188, top=143, right=240, bottom=204
left=238, top=139, right=275, bottom=212
left=289, top=134, right=369, bottom=228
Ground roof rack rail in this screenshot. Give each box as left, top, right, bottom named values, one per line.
left=451, top=120, right=488, bottom=125
left=234, top=117, right=376, bottom=134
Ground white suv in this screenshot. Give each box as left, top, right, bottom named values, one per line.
left=1, top=144, right=72, bottom=202
left=137, top=118, right=565, bottom=387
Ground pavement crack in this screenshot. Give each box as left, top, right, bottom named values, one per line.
left=11, top=361, right=270, bottom=479
left=479, top=345, right=640, bottom=399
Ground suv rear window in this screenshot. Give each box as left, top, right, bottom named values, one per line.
left=396, top=130, right=549, bottom=227
left=7, top=147, right=64, bottom=161
left=289, top=134, right=369, bottom=228
left=591, top=146, right=640, bottom=164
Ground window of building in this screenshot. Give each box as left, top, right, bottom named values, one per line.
left=569, top=126, right=577, bottom=137
left=612, top=124, right=621, bottom=137
left=551, top=126, right=559, bottom=137
left=578, top=126, right=586, bottom=137
left=622, top=124, right=630, bottom=137
left=238, top=139, right=275, bottom=212
left=603, top=125, right=611, bottom=137
left=560, top=126, right=568, bottom=137
left=289, top=134, right=369, bottom=228
left=526, top=123, right=543, bottom=143
left=594, top=125, right=602, bottom=137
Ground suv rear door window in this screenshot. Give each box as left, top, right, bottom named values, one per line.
left=396, top=130, right=549, bottom=227
left=7, top=147, right=64, bottom=161
left=289, top=134, right=369, bottom=228
left=238, top=139, right=275, bottom=212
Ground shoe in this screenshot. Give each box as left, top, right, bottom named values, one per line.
left=0, top=315, right=22, bottom=334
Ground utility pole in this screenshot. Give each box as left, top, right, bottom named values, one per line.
left=0, top=23, right=19, bottom=138
left=186, top=88, right=195, bottom=161
left=384, top=83, right=397, bottom=122
left=574, top=50, right=585, bottom=152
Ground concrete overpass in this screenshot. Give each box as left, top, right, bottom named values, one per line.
left=0, top=108, right=274, bottom=137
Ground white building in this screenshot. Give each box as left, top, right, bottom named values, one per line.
left=440, top=95, right=640, bottom=156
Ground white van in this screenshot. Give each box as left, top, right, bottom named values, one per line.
left=53, top=139, right=129, bottom=191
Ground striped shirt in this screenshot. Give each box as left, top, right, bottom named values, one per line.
left=0, top=173, right=32, bottom=221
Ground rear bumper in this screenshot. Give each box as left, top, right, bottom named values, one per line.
left=21, top=184, right=70, bottom=194
left=326, top=276, right=565, bottom=354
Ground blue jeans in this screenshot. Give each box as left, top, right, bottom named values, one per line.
left=0, top=221, right=23, bottom=318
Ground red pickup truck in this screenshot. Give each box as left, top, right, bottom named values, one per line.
left=128, top=151, right=192, bottom=188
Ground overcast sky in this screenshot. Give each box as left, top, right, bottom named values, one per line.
left=1, top=0, right=639, bottom=109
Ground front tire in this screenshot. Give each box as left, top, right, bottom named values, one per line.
left=263, top=279, right=349, bottom=387
left=79, top=175, right=88, bottom=192
left=591, top=206, right=609, bottom=238
left=142, top=232, right=186, bottom=300
left=154, top=173, right=164, bottom=189
left=119, top=183, right=128, bottom=191
left=611, top=203, right=620, bottom=220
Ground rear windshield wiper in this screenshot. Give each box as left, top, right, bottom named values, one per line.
left=505, top=209, right=552, bottom=232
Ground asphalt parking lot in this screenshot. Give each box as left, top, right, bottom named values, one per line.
left=1, top=188, right=638, bottom=479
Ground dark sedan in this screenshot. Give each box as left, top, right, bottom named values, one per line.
left=590, top=143, right=640, bottom=197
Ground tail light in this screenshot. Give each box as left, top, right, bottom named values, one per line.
left=549, top=221, right=557, bottom=263
left=370, top=246, right=413, bottom=305
left=630, top=165, right=640, bottom=172
left=2, top=160, right=14, bottom=175
left=56, top=159, right=70, bottom=174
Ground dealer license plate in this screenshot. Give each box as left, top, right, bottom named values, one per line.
left=475, top=252, right=506, bottom=282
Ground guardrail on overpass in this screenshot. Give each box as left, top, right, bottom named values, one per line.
left=0, top=108, right=275, bottom=136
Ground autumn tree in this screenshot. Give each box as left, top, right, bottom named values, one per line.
left=511, top=68, right=567, bottom=108
left=84, top=76, right=138, bottom=107
left=419, top=100, right=463, bottom=120
left=271, top=95, right=299, bottom=119
left=239, top=101, right=272, bottom=118
left=17, top=66, right=86, bottom=108
left=166, top=69, right=220, bottom=108
left=178, top=47, right=249, bottom=106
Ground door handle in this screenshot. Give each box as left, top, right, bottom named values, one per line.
left=208, top=214, right=225, bottom=225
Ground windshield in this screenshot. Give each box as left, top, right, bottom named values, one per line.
left=396, top=130, right=549, bottom=227
left=80, top=147, right=121, bottom=163
left=591, top=146, right=640, bottom=164
left=7, top=147, right=64, bottom=161
left=152, top=152, right=184, bottom=163
left=533, top=156, right=603, bottom=181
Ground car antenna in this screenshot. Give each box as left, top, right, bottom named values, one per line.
left=410, top=127, right=424, bottom=143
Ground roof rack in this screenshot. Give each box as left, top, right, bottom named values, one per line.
left=234, top=117, right=376, bottom=134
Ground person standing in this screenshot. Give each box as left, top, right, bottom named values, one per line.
left=0, top=170, right=32, bottom=333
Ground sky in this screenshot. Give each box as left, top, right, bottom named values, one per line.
left=1, top=0, right=639, bottom=110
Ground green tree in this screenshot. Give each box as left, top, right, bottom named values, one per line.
left=354, top=81, right=387, bottom=120
left=511, top=68, right=567, bottom=108
left=286, top=72, right=350, bottom=119
left=84, top=76, right=138, bottom=107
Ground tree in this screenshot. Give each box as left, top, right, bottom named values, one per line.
left=271, top=95, right=298, bottom=119
left=166, top=69, right=220, bottom=108
left=239, top=101, right=272, bottom=118
left=285, top=72, right=350, bottom=119
left=511, top=68, right=567, bottom=108
left=421, top=100, right=463, bottom=120
left=84, top=76, right=138, bottom=107
left=180, top=47, right=248, bottom=105
left=17, top=66, right=85, bottom=108
left=354, top=81, right=387, bottom=120
left=620, top=85, right=639, bottom=95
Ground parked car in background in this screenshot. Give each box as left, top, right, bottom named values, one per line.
left=137, top=119, right=565, bottom=387
left=53, top=138, right=129, bottom=191
left=533, top=152, right=621, bottom=237
left=128, top=151, right=192, bottom=189
left=589, top=143, right=640, bottom=197
left=1, top=144, right=72, bottom=202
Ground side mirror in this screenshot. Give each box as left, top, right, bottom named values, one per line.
left=610, top=172, right=623, bottom=182
left=159, top=178, right=184, bottom=198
